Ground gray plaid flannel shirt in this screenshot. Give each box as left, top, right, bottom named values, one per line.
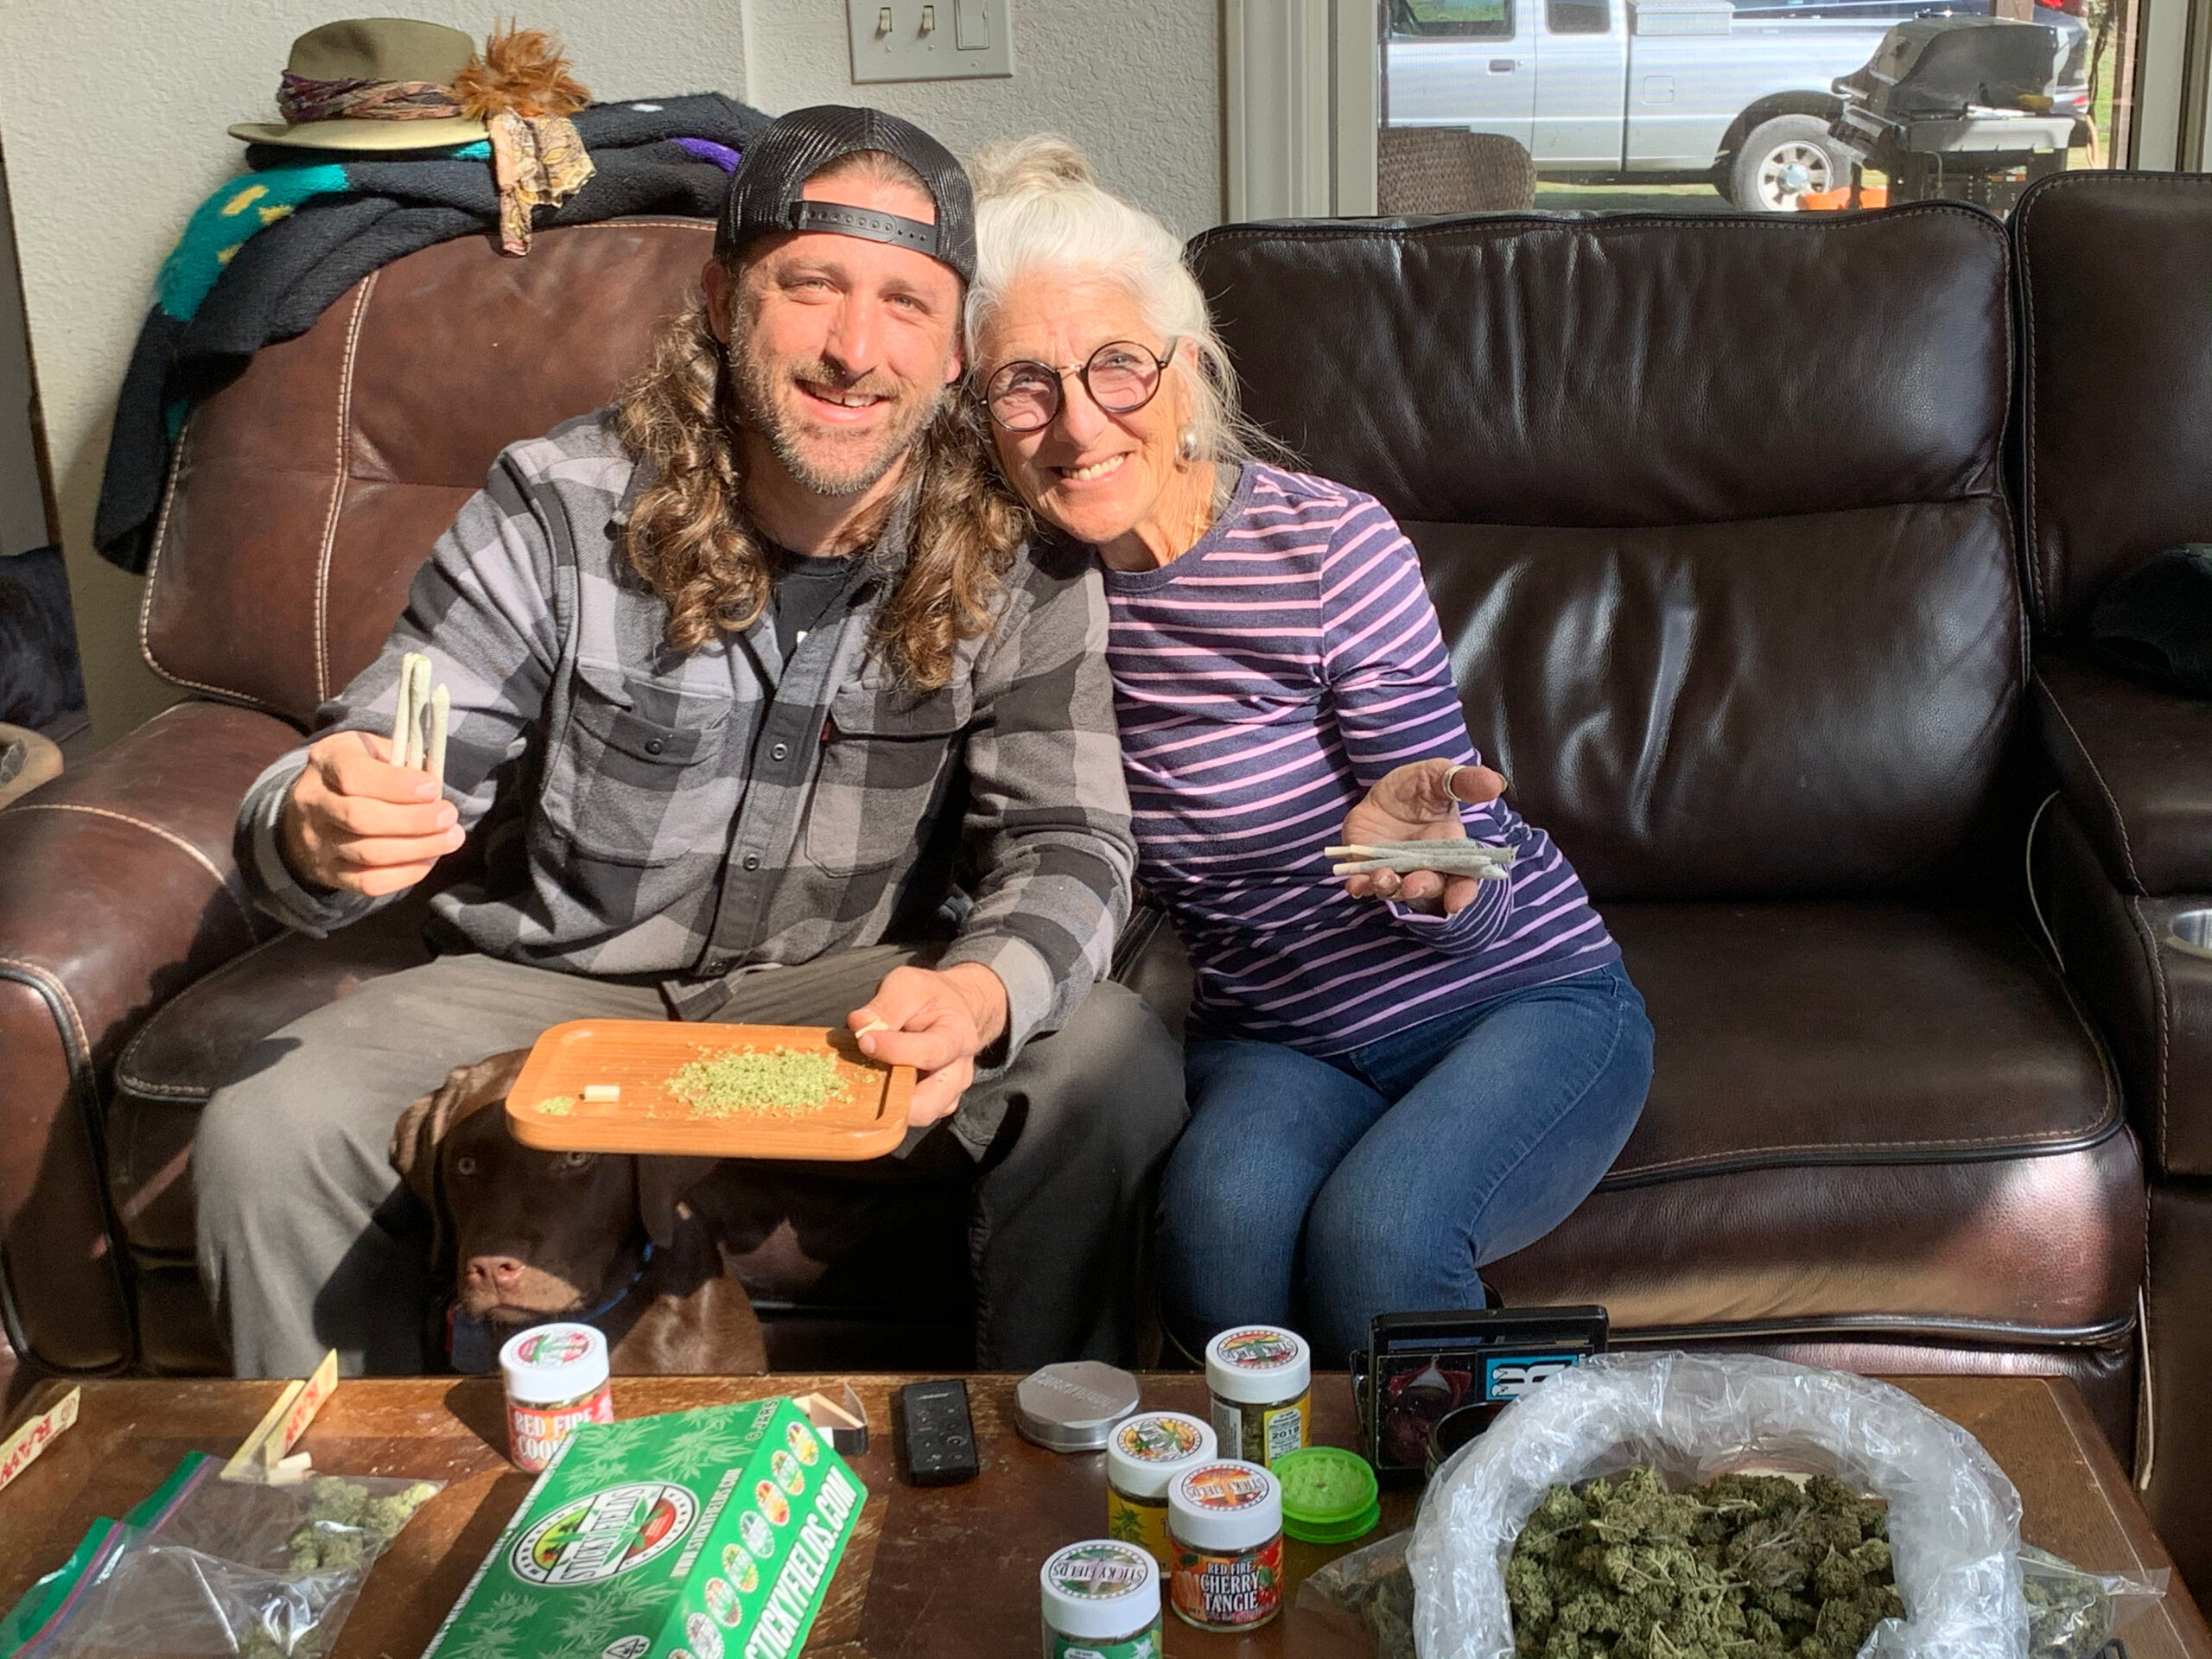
left=238, top=410, right=1136, bottom=1065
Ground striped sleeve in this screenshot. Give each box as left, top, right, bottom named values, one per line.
left=1319, top=495, right=1514, bottom=957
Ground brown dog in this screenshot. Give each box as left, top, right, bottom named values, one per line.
left=390, top=1050, right=767, bottom=1375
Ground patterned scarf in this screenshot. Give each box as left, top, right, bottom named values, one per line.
left=276, top=73, right=465, bottom=124
left=485, top=109, right=594, bottom=254
left=265, top=31, right=596, bottom=257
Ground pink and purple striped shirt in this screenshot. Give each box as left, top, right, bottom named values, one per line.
left=1102, top=463, right=1619, bottom=1056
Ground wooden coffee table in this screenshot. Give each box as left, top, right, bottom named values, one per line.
left=0, top=1373, right=2201, bottom=1658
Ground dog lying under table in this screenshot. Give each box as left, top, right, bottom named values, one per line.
left=390, top=1050, right=768, bottom=1374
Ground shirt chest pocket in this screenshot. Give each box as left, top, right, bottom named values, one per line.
left=801, top=683, right=969, bottom=875
left=543, top=672, right=741, bottom=868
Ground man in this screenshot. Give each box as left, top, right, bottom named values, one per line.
left=196, top=107, right=1185, bottom=1377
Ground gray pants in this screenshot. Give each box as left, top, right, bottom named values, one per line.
left=194, top=948, right=1185, bottom=1376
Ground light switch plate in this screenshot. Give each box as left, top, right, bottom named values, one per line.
left=848, top=0, right=1014, bottom=82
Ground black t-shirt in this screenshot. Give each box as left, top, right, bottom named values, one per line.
left=766, top=543, right=855, bottom=659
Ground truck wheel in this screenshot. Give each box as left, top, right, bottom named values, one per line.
left=1729, top=115, right=1848, bottom=213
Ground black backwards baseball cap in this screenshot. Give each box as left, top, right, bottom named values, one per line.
left=715, top=105, right=977, bottom=284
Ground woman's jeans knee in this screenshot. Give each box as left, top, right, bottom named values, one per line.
left=1159, top=961, right=1654, bottom=1362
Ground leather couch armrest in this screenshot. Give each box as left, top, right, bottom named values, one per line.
left=2036, top=795, right=2212, bottom=1179
left=0, top=699, right=299, bottom=1370
left=2034, top=654, right=2212, bottom=896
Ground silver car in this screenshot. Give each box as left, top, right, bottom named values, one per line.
left=1382, top=0, right=2091, bottom=208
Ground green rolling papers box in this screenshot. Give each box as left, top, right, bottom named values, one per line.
left=423, top=1396, right=866, bottom=1659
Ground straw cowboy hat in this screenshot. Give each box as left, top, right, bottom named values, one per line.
left=228, top=18, right=491, bottom=150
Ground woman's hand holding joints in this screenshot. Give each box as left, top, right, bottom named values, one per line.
left=1340, top=757, right=1508, bottom=915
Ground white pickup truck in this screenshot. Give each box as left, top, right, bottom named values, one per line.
left=1382, top=0, right=2090, bottom=208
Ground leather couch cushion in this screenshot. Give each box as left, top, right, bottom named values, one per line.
left=1191, top=206, right=2008, bottom=531
left=1415, top=508, right=2020, bottom=899
left=110, top=894, right=439, bottom=1255
left=141, top=219, right=715, bottom=725
left=2035, top=798, right=2212, bottom=1180
left=1190, top=208, right=2020, bottom=899
left=1124, top=899, right=2138, bottom=1340
left=1490, top=901, right=2139, bottom=1338
left=2034, top=653, right=2212, bottom=898
left=2014, top=171, right=2212, bottom=638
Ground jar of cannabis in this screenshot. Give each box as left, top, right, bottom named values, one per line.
left=1039, top=1539, right=1163, bottom=1659
left=499, top=1322, right=613, bottom=1472
left=1167, top=1459, right=1285, bottom=1632
left=1205, top=1325, right=1312, bottom=1468
left=1106, top=1411, right=1217, bottom=1568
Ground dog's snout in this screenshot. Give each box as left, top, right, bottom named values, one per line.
left=465, top=1255, right=528, bottom=1291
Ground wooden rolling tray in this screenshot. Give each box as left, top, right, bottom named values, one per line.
left=505, top=1020, right=914, bottom=1160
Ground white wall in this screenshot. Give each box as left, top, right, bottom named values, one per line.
left=0, top=0, right=1223, bottom=745
left=742, top=0, right=1224, bottom=239
left=0, top=162, right=54, bottom=558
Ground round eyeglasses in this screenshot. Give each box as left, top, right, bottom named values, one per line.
left=981, top=339, right=1179, bottom=433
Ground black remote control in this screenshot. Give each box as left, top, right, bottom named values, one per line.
left=896, top=1378, right=980, bottom=1486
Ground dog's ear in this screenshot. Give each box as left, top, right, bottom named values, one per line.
left=635, top=1156, right=715, bottom=1251
left=390, top=1050, right=531, bottom=1199
left=390, top=1048, right=533, bottom=1261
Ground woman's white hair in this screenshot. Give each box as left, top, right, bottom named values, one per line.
left=965, top=133, right=1271, bottom=474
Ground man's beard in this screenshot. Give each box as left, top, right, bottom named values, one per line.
left=728, top=338, right=948, bottom=499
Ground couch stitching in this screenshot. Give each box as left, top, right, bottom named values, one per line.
left=1606, top=1122, right=2113, bottom=1180
left=110, top=1074, right=213, bottom=1102
left=3, top=803, right=257, bottom=936
left=2012, top=172, right=2212, bottom=629
left=136, top=424, right=264, bottom=706
left=2033, top=670, right=2143, bottom=891
left=2016, top=183, right=2050, bottom=627
left=2133, top=891, right=2172, bottom=1168
left=0, top=955, right=88, bottom=1058
left=313, top=272, right=379, bottom=707
left=1192, top=206, right=2010, bottom=519
left=2138, top=1273, right=2158, bottom=1491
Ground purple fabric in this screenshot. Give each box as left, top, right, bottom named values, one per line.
left=671, top=137, right=742, bottom=172
left=1103, top=462, right=1620, bottom=1055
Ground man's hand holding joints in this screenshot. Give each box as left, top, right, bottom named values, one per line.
left=279, top=730, right=465, bottom=896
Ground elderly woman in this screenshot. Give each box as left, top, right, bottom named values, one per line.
left=965, top=137, right=1655, bottom=1362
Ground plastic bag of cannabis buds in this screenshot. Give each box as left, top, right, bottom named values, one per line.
left=2018, top=1545, right=2168, bottom=1659
left=1408, top=1353, right=2027, bottom=1659
left=0, top=1452, right=440, bottom=1656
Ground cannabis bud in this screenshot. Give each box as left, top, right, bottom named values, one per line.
left=1505, top=1466, right=1905, bottom=1659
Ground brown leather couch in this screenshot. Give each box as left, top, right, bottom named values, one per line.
left=2010, top=170, right=2212, bottom=1595
left=0, top=182, right=2202, bottom=1580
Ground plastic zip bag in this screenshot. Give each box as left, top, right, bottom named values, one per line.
left=1300, top=1533, right=2170, bottom=1659
left=2020, top=1545, right=2168, bottom=1659
left=1299, top=1527, right=1419, bottom=1659
left=7, top=1523, right=365, bottom=1658
left=1408, top=1352, right=2028, bottom=1659
left=0, top=1454, right=441, bottom=1657
left=128, top=1453, right=442, bottom=1574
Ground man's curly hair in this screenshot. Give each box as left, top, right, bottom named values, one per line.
left=612, top=160, right=1029, bottom=693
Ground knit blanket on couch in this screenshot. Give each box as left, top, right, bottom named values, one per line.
left=94, top=92, right=766, bottom=575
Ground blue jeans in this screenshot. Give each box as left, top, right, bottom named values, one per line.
left=1159, top=960, right=1654, bottom=1364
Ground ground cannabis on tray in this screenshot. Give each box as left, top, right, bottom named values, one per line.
left=661, top=1045, right=851, bottom=1117
left=1507, top=1467, right=1903, bottom=1659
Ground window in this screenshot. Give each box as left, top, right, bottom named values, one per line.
left=1547, top=0, right=1611, bottom=29
left=1389, top=0, right=1516, bottom=39
left=1376, top=0, right=2150, bottom=213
